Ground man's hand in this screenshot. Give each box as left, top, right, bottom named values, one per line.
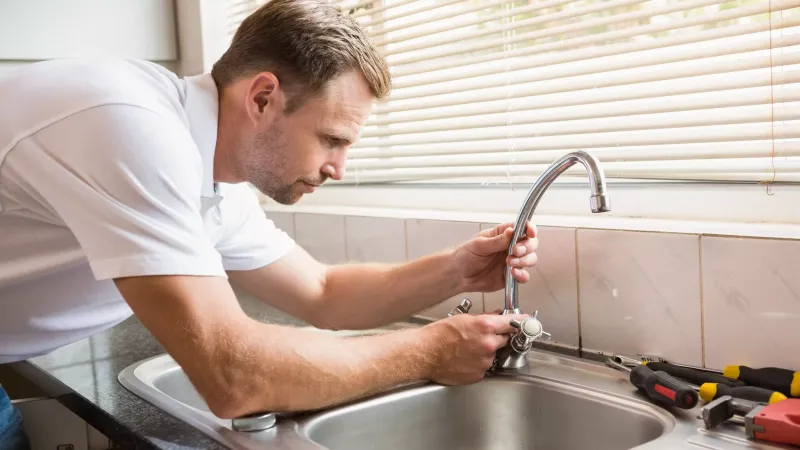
left=453, top=221, right=538, bottom=293
left=421, top=313, right=529, bottom=385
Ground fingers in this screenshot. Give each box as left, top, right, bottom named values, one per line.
left=486, top=333, right=510, bottom=351
left=480, top=313, right=531, bottom=335
left=482, top=222, right=513, bottom=238
left=510, top=236, right=539, bottom=257
left=471, top=231, right=514, bottom=255
left=507, top=251, right=538, bottom=268
left=526, top=221, right=538, bottom=239
left=511, top=268, right=530, bottom=283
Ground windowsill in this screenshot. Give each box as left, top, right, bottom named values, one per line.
left=260, top=182, right=800, bottom=240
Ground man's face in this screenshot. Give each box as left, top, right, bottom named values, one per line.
left=241, top=71, right=373, bottom=205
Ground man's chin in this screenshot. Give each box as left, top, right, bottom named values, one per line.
left=271, top=190, right=305, bottom=205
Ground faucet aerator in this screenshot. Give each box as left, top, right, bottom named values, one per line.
left=590, top=194, right=611, bottom=213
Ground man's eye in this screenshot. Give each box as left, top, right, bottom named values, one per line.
left=327, top=137, right=343, bottom=148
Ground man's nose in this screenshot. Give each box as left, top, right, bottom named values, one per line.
left=322, top=158, right=346, bottom=181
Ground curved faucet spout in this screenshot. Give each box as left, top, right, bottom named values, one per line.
left=503, top=151, right=610, bottom=315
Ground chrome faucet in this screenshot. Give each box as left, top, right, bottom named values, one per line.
left=494, top=150, right=611, bottom=370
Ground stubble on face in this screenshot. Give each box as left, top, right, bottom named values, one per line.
left=242, top=120, right=326, bottom=205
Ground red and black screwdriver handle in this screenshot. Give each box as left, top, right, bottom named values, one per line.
left=607, top=359, right=699, bottom=409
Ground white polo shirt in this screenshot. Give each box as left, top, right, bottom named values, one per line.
left=0, top=58, right=295, bottom=363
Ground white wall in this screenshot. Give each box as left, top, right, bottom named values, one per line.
left=0, top=0, right=180, bottom=76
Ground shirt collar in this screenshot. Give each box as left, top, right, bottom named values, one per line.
left=183, top=73, right=220, bottom=200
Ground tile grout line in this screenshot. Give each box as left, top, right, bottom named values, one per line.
left=343, top=215, right=350, bottom=262
left=698, top=234, right=707, bottom=368
left=403, top=219, right=410, bottom=262
left=574, top=228, right=584, bottom=359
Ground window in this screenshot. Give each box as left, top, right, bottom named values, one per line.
left=223, top=1, right=800, bottom=229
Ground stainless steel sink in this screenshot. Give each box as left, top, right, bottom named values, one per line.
left=118, top=326, right=772, bottom=450
left=301, top=375, right=668, bottom=450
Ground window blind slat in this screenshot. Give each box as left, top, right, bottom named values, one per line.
left=359, top=0, right=482, bottom=28
left=362, top=87, right=800, bottom=138
left=336, top=0, right=383, bottom=18
left=391, top=0, right=789, bottom=78
left=388, top=32, right=800, bottom=101
left=392, top=9, right=799, bottom=89
left=348, top=121, right=800, bottom=159
left=372, top=0, right=574, bottom=44
left=356, top=103, right=800, bottom=148
left=350, top=142, right=800, bottom=170
left=346, top=0, right=437, bottom=21
left=368, top=70, right=799, bottom=126
left=385, top=0, right=716, bottom=62
left=374, top=51, right=800, bottom=114
left=341, top=160, right=800, bottom=184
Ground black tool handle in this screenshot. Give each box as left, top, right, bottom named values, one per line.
left=701, top=383, right=788, bottom=404
left=631, top=365, right=699, bottom=409
left=646, top=362, right=745, bottom=387
left=727, top=366, right=799, bottom=398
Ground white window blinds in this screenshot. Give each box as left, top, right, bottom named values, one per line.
left=227, top=0, right=800, bottom=185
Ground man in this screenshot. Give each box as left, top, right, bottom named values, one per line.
left=0, top=0, right=538, bottom=441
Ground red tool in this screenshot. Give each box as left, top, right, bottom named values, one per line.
left=746, top=398, right=800, bottom=446
left=702, top=395, right=800, bottom=447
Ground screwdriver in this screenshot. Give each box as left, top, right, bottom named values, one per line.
left=606, top=358, right=699, bottom=409
left=642, top=361, right=745, bottom=388
left=698, top=382, right=787, bottom=405
left=723, top=366, right=800, bottom=398
left=635, top=355, right=799, bottom=398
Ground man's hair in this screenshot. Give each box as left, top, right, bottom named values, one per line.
left=211, top=0, right=391, bottom=113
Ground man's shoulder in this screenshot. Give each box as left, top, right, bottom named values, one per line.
left=1, top=57, right=186, bottom=124
left=3, top=56, right=182, bottom=96
left=0, top=58, right=190, bottom=158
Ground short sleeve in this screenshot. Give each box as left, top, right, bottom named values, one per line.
left=214, top=183, right=295, bottom=271
left=3, top=104, right=226, bottom=280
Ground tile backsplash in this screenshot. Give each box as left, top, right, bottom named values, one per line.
left=345, top=216, right=407, bottom=263
left=405, top=219, right=484, bottom=319
left=701, top=237, right=800, bottom=370
left=577, top=229, right=703, bottom=366
left=275, top=211, right=800, bottom=371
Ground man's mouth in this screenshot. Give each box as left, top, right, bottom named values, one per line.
left=301, top=181, right=319, bottom=193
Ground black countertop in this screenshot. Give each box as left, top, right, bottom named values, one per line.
left=11, top=289, right=307, bottom=450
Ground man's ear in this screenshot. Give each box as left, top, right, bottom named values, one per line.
left=245, top=72, right=283, bottom=125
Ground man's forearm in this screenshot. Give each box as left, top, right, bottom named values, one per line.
left=318, top=249, right=464, bottom=330
left=203, top=319, right=434, bottom=417
left=116, top=274, right=438, bottom=419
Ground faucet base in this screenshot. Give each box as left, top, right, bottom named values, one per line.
left=494, top=345, right=531, bottom=370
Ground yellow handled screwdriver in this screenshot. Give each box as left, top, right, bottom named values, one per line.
left=723, top=366, right=800, bottom=399
left=699, top=382, right=787, bottom=405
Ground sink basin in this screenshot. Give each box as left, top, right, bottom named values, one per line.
left=118, top=326, right=762, bottom=450
left=302, top=376, right=668, bottom=450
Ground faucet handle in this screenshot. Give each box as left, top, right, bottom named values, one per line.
left=447, top=298, right=472, bottom=317
left=509, top=311, right=551, bottom=349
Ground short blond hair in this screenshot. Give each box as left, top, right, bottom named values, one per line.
left=211, top=0, right=391, bottom=112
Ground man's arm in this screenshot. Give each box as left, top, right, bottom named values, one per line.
left=114, top=274, right=521, bottom=418
left=228, top=244, right=462, bottom=330
left=228, top=222, right=538, bottom=330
